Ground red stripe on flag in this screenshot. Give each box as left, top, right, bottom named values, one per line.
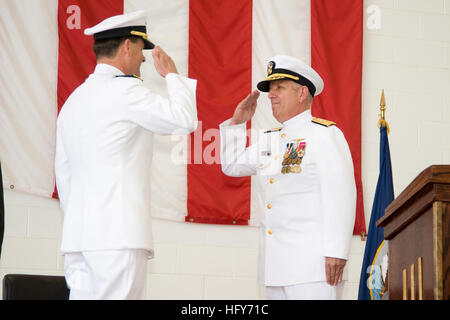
left=57, top=0, right=123, bottom=112
left=54, top=0, right=123, bottom=198
left=187, top=0, right=253, bottom=225
left=311, top=0, right=366, bottom=235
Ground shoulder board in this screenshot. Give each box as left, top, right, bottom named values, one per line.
left=264, top=127, right=283, bottom=134
left=114, top=74, right=143, bottom=81
left=312, top=117, right=336, bottom=127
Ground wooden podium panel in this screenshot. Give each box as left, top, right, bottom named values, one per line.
left=377, top=165, right=450, bottom=300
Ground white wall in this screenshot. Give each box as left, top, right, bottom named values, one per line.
left=1, top=0, right=450, bottom=299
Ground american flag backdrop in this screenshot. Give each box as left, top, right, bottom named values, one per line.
left=0, top=0, right=366, bottom=235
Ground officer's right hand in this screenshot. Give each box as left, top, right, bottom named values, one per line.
left=230, top=90, right=260, bottom=125
left=152, top=46, right=178, bottom=77
left=325, top=257, right=346, bottom=286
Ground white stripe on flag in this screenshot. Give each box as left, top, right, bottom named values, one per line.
left=0, top=0, right=58, bottom=197
left=125, top=0, right=191, bottom=222
left=250, top=0, right=311, bottom=225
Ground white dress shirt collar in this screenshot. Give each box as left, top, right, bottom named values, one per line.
left=93, top=63, right=125, bottom=76
left=282, top=108, right=313, bottom=131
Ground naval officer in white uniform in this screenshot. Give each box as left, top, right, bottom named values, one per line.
left=220, top=55, right=356, bottom=299
left=55, top=10, right=197, bottom=299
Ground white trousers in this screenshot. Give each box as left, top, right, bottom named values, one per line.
left=265, top=281, right=344, bottom=300
left=64, top=249, right=149, bottom=300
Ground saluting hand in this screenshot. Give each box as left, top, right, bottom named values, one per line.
left=230, top=90, right=260, bottom=125
left=152, top=46, right=178, bottom=78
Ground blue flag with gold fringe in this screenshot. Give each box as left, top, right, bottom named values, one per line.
left=358, top=121, right=394, bottom=300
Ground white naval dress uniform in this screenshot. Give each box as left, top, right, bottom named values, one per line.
left=55, top=63, right=197, bottom=299
left=220, top=108, right=356, bottom=299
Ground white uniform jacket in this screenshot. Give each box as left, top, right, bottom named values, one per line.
left=55, top=64, right=197, bottom=257
left=220, top=109, right=356, bottom=286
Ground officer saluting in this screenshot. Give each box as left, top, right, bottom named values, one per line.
left=55, top=10, right=197, bottom=299
left=220, top=55, right=356, bottom=300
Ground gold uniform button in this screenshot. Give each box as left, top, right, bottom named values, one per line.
left=269, top=178, right=274, bottom=184
left=268, top=229, right=273, bottom=235
left=281, top=133, right=286, bottom=138
left=267, top=203, right=272, bottom=209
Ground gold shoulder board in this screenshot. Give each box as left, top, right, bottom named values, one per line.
left=264, top=127, right=283, bottom=134
left=312, top=118, right=336, bottom=127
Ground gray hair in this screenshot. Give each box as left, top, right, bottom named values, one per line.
left=290, top=82, right=314, bottom=106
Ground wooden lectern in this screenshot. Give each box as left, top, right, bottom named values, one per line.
left=377, top=165, right=450, bottom=300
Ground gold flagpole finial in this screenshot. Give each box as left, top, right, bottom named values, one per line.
left=380, top=89, right=386, bottom=120
left=378, top=89, right=390, bottom=134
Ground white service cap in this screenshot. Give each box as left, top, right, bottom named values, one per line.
left=257, top=55, right=324, bottom=96
left=84, top=10, right=154, bottom=49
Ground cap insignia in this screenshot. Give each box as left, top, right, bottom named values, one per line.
left=267, top=61, right=275, bottom=76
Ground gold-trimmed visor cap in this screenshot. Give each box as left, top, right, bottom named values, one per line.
left=84, top=10, right=155, bottom=49
left=257, top=55, right=324, bottom=96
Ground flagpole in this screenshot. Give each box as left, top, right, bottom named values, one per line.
left=361, top=89, right=390, bottom=242
left=358, top=89, right=395, bottom=300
